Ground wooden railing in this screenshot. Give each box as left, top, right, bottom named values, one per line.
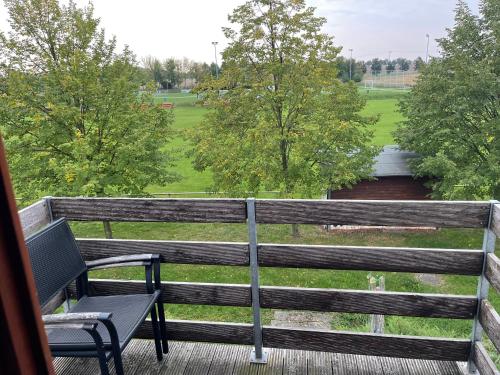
left=19, top=197, right=500, bottom=373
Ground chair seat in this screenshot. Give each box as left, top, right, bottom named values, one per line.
left=47, top=292, right=159, bottom=352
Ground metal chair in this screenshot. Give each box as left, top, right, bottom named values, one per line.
left=26, top=218, right=168, bottom=375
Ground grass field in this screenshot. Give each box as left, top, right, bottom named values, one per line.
left=69, top=88, right=499, bottom=360
left=148, top=88, right=408, bottom=194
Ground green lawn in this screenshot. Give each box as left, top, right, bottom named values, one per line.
left=149, top=88, right=407, bottom=194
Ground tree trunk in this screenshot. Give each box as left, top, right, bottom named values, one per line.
left=291, top=223, right=300, bottom=237
left=103, top=221, right=113, bottom=239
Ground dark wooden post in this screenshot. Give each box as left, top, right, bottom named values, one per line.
left=0, top=136, right=55, bottom=374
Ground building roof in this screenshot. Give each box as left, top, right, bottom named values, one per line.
left=372, top=145, right=418, bottom=177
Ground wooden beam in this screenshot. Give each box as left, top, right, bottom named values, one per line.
left=72, top=279, right=252, bottom=307
left=135, top=319, right=254, bottom=345
left=50, top=197, right=247, bottom=223
left=259, top=244, right=483, bottom=275
left=18, top=199, right=51, bottom=238
left=479, top=300, right=500, bottom=353
left=486, top=254, right=500, bottom=294
left=472, top=342, right=499, bottom=375
left=40, top=291, right=65, bottom=315
left=255, top=199, right=490, bottom=227
left=262, top=327, right=470, bottom=361
left=260, top=286, right=477, bottom=319
left=491, top=203, right=500, bottom=238
left=0, top=137, right=55, bottom=374
left=76, top=239, right=249, bottom=266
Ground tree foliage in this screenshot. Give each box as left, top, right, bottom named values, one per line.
left=370, top=58, right=383, bottom=75
left=0, top=0, right=176, bottom=200
left=191, top=0, right=378, bottom=198
left=395, top=0, right=499, bottom=199
left=336, top=56, right=365, bottom=82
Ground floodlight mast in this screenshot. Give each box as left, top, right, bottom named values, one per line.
left=425, top=34, right=430, bottom=63
left=212, top=41, right=219, bottom=79
left=349, top=48, right=353, bottom=81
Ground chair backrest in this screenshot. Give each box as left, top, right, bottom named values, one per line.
left=25, top=218, right=86, bottom=307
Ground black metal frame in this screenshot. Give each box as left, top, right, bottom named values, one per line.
left=28, top=219, right=168, bottom=375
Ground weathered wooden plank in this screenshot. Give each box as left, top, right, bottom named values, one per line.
left=255, top=199, right=490, bottom=227
left=258, top=347, right=286, bottom=375
left=307, top=350, right=333, bottom=375
left=472, top=342, right=499, bottom=375
left=41, top=290, right=65, bottom=315
left=259, top=244, right=483, bottom=275
left=157, top=341, right=196, bottom=374
left=136, top=319, right=254, bottom=345
left=282, top=349, right=307, bottom=375
left=486, top=254, right=500, bottom=294
left=479, top=300, right=500, bottom=353
left=492, top=203, right=500, bottom=238
left=260, top=286, right=477, bottom=319
left=262, top=327, right=471, bottom=361
left=76, top=239, right=249, bottom=266
left=231, top=345, right=258, bottom=375
left=19, top=199, right=51, bottom=237
left=206, top=343, right=238, bottom=375
left=71, top=279, right=251, bottom=307
left=183, top=342, right=216, bottom=375
left=50, top=197, right=247, bottom=223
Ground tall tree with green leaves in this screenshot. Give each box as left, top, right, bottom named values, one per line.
left=191, top=0, right=378, bottom=233
left=395, top=0, right=499, bottom=199
left=0, top=0, right=177, bottom=201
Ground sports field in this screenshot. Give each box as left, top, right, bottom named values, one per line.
left=147, top=88, right=408, bottom=194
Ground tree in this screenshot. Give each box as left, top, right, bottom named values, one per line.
left=395, top=0, right=499, bottom=199
left=336, top=56, right=365, bottom=82
left=163, top=58, right=180, bottom=88
left=190, top=0, right=378, bottom=234
left=0, top=0, right=177, bottom=201
left=370, top=58, right=382, bottom=75
left=143, top=56, right=166, bottom=88
left=414, top=56, right=425, bottom=70
left=396, top=58, right=410, bottom=71
left=386, top=60, right=396, bottom=74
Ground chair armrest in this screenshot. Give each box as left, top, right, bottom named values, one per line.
left=42, top=312, right=113, bottom=324
left=45, top=322, right=98, bottom=331
left=86, top=254, right=159, bottom=270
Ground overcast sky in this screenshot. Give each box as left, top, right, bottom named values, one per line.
left=0, top=0, right=480, bottom=64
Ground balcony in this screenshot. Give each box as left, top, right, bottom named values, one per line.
left=19, top=198, right=500, bottom=375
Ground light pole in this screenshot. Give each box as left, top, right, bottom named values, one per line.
left=425, top=34, right=430, bottom=63
left=212, top=41, right=219, bottom=79
left=349, top=48, right=353, bottom=81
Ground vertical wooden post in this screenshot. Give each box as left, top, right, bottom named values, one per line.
left=0, top=136, right=55, bottom=374
left=103, top=221, right=113, bottom=239
left=369, top=274, right=385, bottom=334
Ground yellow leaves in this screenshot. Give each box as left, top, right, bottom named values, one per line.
left=487, top=134, right=494, bottom=143
left=65, top=170, right=76, bottom=183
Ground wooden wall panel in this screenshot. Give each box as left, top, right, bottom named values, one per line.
left=50, top=198, right=247, bottom=223
left=255, top=199, right=489, bottom=227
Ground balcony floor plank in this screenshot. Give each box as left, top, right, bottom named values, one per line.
left=53, top=339, right=466, bottom=375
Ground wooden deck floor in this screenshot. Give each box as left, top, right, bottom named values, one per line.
left=54, top=339, right=467, bottom=375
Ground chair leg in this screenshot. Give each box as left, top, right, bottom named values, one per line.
left=150, top=305, right=163, bottom=361
left=157, top=301, right=168, bottom=353
left=85, top=328, right=110, bottom=375
left=112, top=349, right=125, bottom=375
